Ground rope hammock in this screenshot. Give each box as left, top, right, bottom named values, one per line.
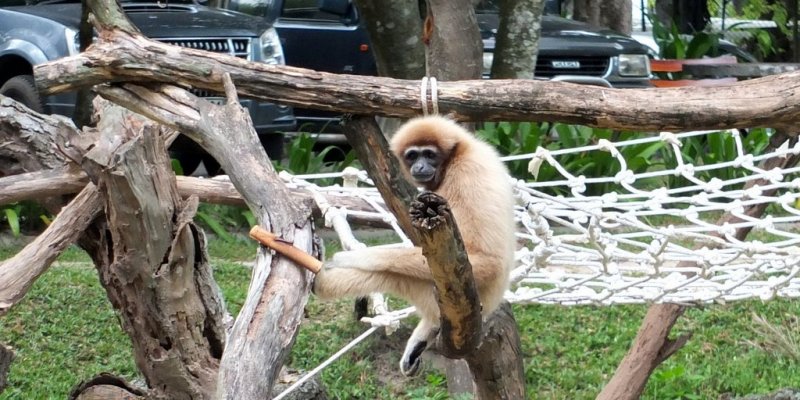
left=271, top=127, right=800, bottom=398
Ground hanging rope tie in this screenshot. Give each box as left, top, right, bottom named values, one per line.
left=419, top=76, right=439, bottom=116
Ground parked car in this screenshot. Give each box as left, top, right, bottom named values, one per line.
left=227, top=0, right=653, bottom=138
left=0, top=0, right=295, bottom=172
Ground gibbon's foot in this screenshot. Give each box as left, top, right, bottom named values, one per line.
left=400, top=339, right=427, bottom=376
left=400, top=324, right=439, bottom=376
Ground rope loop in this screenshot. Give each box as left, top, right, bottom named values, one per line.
left=419, top=76, right=439, bottom=116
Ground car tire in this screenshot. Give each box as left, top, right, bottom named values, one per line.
left=0, top=75, right=45, bottom=113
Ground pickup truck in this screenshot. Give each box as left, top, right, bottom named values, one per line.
left=0, top=0, right=295, bottom=172
left=228, top=0, right=653, bottom=137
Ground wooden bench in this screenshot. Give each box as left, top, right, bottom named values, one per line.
left=650, top=55, right=739, bottom=87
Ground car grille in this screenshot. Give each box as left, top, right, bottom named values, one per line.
left=535, top=55, right=610, bottom=78
left=159, top=38, right=251, bottom=60
left=158, top=38, right=251, bottom=98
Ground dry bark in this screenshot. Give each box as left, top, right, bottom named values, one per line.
left=464, top=303, right=526, bottom=400
left=0, top=167, right=89, bottom=204
left=93, top=78, right=317, bottom=399
left=32, top=29, right=800, bottom=131
left=0, top=96, right=75, bottom=174
left=70, top=103, right=227, bottom=399
left=0, top=183, right=102, bottom=315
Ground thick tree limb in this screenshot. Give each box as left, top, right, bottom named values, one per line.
left=0, top=96, right=75, bottom=173
left=74, top=103, right=227, bottom=399
left=464, top=303, right=526, bottom=400
left=0, top=167, right=88, bottom=204
left=411, top=192, right=482, bottom=357
left=93, top=77, right=317, bottom=398
left=0, top=183, right=101, bottom=315
left=340, top=116, right=421, bottom=242
left=33, top=29, right=800, bottom=131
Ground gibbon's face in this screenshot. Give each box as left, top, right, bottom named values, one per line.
left=403, top=145, right=444, bottom=189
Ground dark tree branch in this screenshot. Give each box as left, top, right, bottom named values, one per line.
left=411, top=192, right=482, bottom=357
left=340, top=116, right=421, bottom=242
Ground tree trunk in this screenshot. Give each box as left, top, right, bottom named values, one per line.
left=354, top=0, right=425, bottom=79
left=424, top=0, right=483, bottom=79
left=491, top=0, right=546, bottom=79
left=72, top=102, right=227, bottom=399
left=96, top=78, right=318, bottom=399
left=573, top=0, right=632, bottom=35
left=353, top=0, right=426, bottom=137
left=465, top=303, right=526, bottom=399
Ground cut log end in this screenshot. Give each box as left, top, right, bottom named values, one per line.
left=249, top=225, right=322, bottom=274
left=410, top=192, right=451, bottom=230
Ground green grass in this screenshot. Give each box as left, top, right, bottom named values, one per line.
left=1, top=240, right=800, bottom=399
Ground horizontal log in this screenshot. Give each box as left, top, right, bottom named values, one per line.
left=0, top=169, right=391, bottom=228
left=34, top=29, right=800, bottom=131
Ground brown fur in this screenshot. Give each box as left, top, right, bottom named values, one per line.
left=313, top=116, right=516, bottom=375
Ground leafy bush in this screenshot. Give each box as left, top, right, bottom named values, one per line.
left=0, top=201, right=51, bottom=236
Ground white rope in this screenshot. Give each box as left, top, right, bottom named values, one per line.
left=419, top=76, right=439, bottom=116
left=271, top=326, right=379, bottom=400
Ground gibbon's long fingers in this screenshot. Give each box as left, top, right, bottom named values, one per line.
left=249, top=225, right=322, bottom=273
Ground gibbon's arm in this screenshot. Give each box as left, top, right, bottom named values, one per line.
left=324, top=247, right=432, bottom=281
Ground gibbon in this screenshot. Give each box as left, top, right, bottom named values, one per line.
left=313, top=115, right=516, bottom=376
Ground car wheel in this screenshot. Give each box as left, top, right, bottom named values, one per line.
left=0, top=75, right=45, bottom=113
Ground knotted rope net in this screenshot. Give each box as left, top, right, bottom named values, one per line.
left=272, top=127, right=800, bottom=398
left=283, top=128, right=800, bottom=309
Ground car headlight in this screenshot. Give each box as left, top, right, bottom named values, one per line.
left=65, top=28, right=80, bottom=56
left=482, top=52, right=494, bottom=76
left=618, top=54, right=649, bottom=77
left=259, top=28, right=284, bottom=65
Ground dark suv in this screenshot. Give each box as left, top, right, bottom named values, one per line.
left=228, top=0, right=652, bottom=135
left=0, top=0, right=295, bottom=170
